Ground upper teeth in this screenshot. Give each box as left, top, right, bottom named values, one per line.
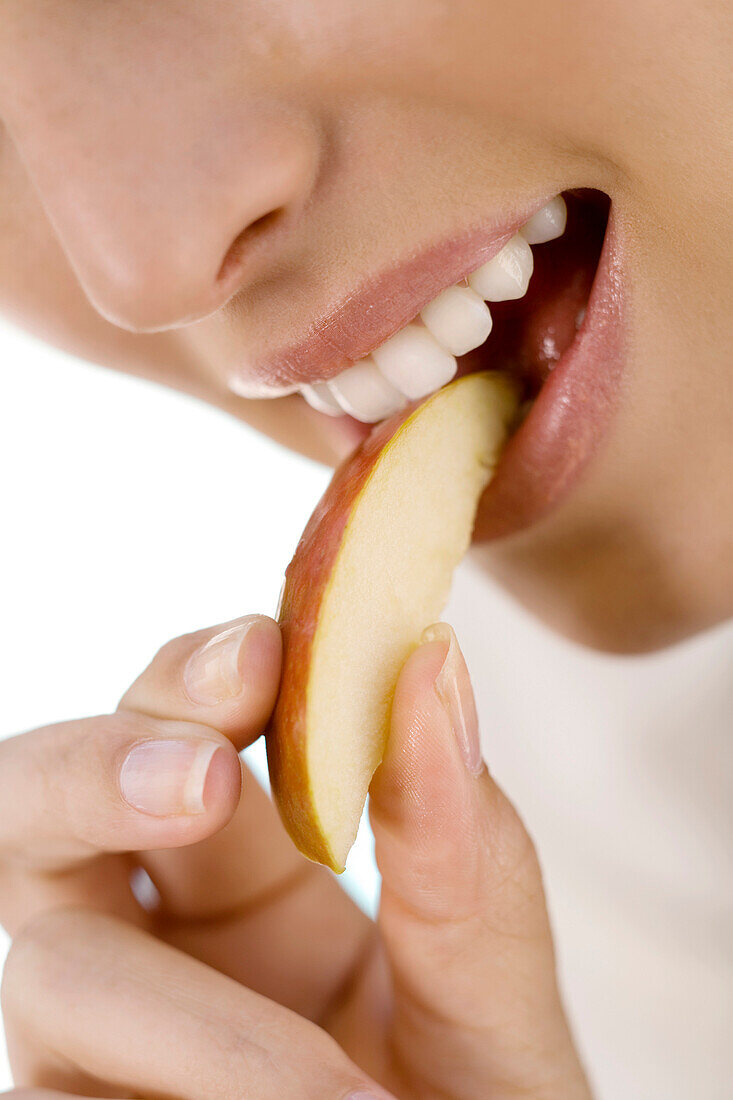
left=467, top=233, right=533, bottom=302
left=518, top=194, right=567, bottom=245
left=419, top=285, right=493, bottom=356
left=301, top=195, right=566, bottom=423
left=323, top=358, right=406, bottom=422
left=371, top=323, right=458, bottom=399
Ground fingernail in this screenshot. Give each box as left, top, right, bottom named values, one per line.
left=183, top=618, right=257, bottom=705
left=120, top=739, right=220, bottom=816
left=421, top=622, right=483, bottom=776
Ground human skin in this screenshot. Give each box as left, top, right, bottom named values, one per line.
left=0, top=617, right=590, bottom=1099
left=0, top=1, right=731, bottom=653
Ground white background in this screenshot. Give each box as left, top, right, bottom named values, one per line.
left=0, top=318, right=378, bottom=1090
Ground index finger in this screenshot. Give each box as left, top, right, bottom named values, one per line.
left=2, top=909, right=393, bottom=1100
left=119, top=614, right=282, bottom=745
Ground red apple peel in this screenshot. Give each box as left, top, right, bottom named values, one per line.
left=267, top=372, right=518, bottom=871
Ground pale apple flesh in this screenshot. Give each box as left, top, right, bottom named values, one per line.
left=267, top=372, right=519, bottom=872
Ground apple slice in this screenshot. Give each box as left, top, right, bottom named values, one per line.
left=267, top=371, right=518, bottom=872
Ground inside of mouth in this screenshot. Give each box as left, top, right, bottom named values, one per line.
left=456, top=189, right=610, bottom=401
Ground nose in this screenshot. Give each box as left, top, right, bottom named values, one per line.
left=13, top=96, right=320, bottom=334
left=0, top=4, right=325, bottom=334
left=77, top=106, right=320, bottom=332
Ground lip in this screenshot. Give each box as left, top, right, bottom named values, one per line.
left=232, top=191, right=625, bottom=543
left=474, top=204, right=625, bottom=540
left=237, top=201, right=552, bottom=395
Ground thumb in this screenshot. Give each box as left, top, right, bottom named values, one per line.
left=369, top=623, right=590, bottom=1100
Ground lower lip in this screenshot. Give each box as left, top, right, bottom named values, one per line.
left=315, top=208, right=625, bottom=539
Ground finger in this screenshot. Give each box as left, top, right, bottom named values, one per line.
left=367, top=624, right=591, bottom=1100
left=121, top=613, right=372, bottom=1024
left=119, top=614, right=282, bottom=746
left=0, top=712, right=241, bottom=873
left=2, top=908, right=394, bottom=1100
left=1, top=1092, right=113, bottom=1100
left=119, top=609, right=281, bottom=917
left=0, top=617, right=276, bottom=936
left=1, top=1092, right=110, bottom=1100
left=0, top=848, right=144, bottom=939
left=119, top=611, right=374, bottom=1020
left=118, top=613, right=289, bottom=916
left=151, top=766, right=374, bottom=1022
left=0, top=616, right=279, bottom=872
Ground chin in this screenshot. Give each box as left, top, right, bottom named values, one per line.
left=476, top=525, right=726, bottom=656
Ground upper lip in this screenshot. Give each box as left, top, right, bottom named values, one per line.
left=236, top=197, right=559, bottom=396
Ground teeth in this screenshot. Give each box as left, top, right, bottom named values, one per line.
left=300, top=199, right=569, bottom=420
left=468, top=234, right=534, bottom=302
left=519, top=195, right=567, bottom=245
left=419, top=285, right=492, bottom=356
left=301, top=382, right=343, bottom=416
left=371, top=324, right=457, bottom=399
left=327, top=358, right=407, bottom=423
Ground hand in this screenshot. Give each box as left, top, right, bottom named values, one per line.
left=0, top=615, right=591, bottom=1098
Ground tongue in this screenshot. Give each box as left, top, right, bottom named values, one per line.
left=516, top=248, right=595, bottom=383
left=462, top=191, right=609, bottom=395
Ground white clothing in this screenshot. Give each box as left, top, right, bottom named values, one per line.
left=447, top=561, right=732, bottom=1100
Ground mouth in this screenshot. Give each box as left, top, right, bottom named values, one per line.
left=240, top=189, right=622, bottom=539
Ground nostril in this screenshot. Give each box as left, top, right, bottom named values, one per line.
left=217, top=208, right=286, bottom=285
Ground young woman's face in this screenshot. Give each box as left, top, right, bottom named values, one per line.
left=1, top=1, right=730, bottom=652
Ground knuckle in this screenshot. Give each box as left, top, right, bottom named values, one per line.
left=479, top=794, right=550, bottom=937
left=5, top=1092, right=58, bottom=1100
left=1, top=908, right=56, bottom=1019
left=42, top=715, right=137, bottom=849
left=197, top=1016, right=292, bottom=1089
left=150, top=623, right=224, bottom=675
left=120, top=631, right=202, bottom=709
left=72, top=710, right=139, bottom=761
left=489, top=795, right=542, bottom=887
left=212, top=1022, right=271, bottom=1077
left=2, top=907, right=101, bottom=1021
left=74, top=711, right=165, bottom=766
left=209, top=1012, right=349, bottom=1095
left=150, top=632, right=191, bottom=671
left=0, top=722, right=96, bottom=865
